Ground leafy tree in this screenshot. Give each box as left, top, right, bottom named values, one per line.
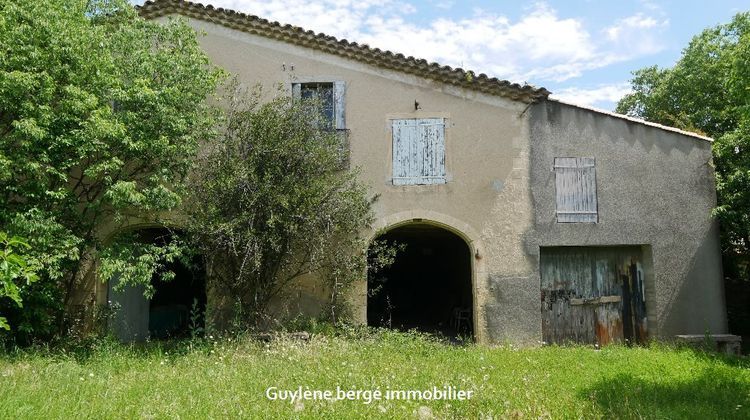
left=0, top=0, right=222, bottom=343
left=0, top=233, right=40, bottom=330
left=186, top=88, right=377, bottom=327
left=98, top=229, right=191, bottom=300
left=616, top=12, right=750, bottom=333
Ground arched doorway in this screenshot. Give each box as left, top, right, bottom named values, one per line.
left=367, top=223, right=474, bottom=338
left=108, top=228, right=206, bottom=341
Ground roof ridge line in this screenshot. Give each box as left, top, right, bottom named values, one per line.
left=137, top=0, right=551, bottom=103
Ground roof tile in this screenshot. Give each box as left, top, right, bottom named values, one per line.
left=138, top=0, right=551, bottom=103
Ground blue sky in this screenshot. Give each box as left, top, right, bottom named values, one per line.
left=134, top=0, right=748, bottom=110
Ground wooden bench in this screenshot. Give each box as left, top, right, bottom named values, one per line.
left=674, top=334, right=742, bottom=356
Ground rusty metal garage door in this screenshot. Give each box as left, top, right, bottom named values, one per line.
left=540, top=246, right=648, bottom=346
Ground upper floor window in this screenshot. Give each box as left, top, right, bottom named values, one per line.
left=554, top=157, right=598, bottom=223
left=392, top=118, right=446, bottom=185
left=292, top=81, right=346, bottom=130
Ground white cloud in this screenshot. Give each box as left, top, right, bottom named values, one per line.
left=606, top=15, right=659, bottom=41
left=551, top=83, right=632, bottom=108
left=432, top=0, right=454, bottom=10
left=196, top=1, right=669, bottom=86
left=604, top=13, right=669, bottom=56
left=638, top=0, right=662, bottom=12
left=223, top=0, right=398, bottom=41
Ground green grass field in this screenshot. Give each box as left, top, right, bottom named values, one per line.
left=1, top=330, right=749, bottom=419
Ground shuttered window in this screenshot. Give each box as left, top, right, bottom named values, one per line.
left=392, top=118, right=446, bottom=185
left=554, top=157, right=598, bottom=223
left=291, top=81, right=346, bottom=129
left=291, top=81, right=349, bottom=167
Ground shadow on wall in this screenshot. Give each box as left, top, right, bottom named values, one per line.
left=581, top=364, right=750, bottom=418
left=659, top=222, right=726, bottom=337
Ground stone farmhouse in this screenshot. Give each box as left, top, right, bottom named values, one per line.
left=97, top=0, right=727, bottom=345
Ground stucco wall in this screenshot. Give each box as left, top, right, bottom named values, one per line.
left=98, top=15, right=726, bottom=344
left=176, top=17, right=539, bottom=344
left=528, top=100, right=727, bottom=338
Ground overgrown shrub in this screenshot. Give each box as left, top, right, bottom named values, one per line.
left=186, top=86, right=385, bottom=328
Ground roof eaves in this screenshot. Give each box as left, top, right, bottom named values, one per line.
left=137, top=0, right=551, bottom=103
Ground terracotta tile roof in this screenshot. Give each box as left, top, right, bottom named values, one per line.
left=138, top=0, right=551, bottom=103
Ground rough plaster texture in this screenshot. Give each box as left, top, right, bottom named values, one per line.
left=528, top=100, right=727, bottom=338
left=162, top=17, right=537, bottom=344
left=88, top=16, right=727, bottom=344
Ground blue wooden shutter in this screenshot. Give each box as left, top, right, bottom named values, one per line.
left=392, top=119, right=417, bottom=185
left=392, top=118, right=445, bottom=185
left=291, top=82, right=301, bottom=99
left=333, top=81, right=346, bottom=130
left=420, top=118, right=445, bottom=184
left=554, top=157, right=597, bottom=222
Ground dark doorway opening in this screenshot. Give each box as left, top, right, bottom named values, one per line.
left=367, top=224, right=473, bottom=338
left=109, top=228, right=206, bottom=341
left=144, top=228, right=206, bottom=339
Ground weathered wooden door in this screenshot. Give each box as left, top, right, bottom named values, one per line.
left=540, top=247, right=648, bottom=345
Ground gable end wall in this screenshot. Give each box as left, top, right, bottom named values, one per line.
left=528, top=100, right=726, bottom=338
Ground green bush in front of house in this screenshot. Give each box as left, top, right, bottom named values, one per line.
left=184, top=86, right=388, bottom=328
left=0, top=0, right=223, bottom=344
